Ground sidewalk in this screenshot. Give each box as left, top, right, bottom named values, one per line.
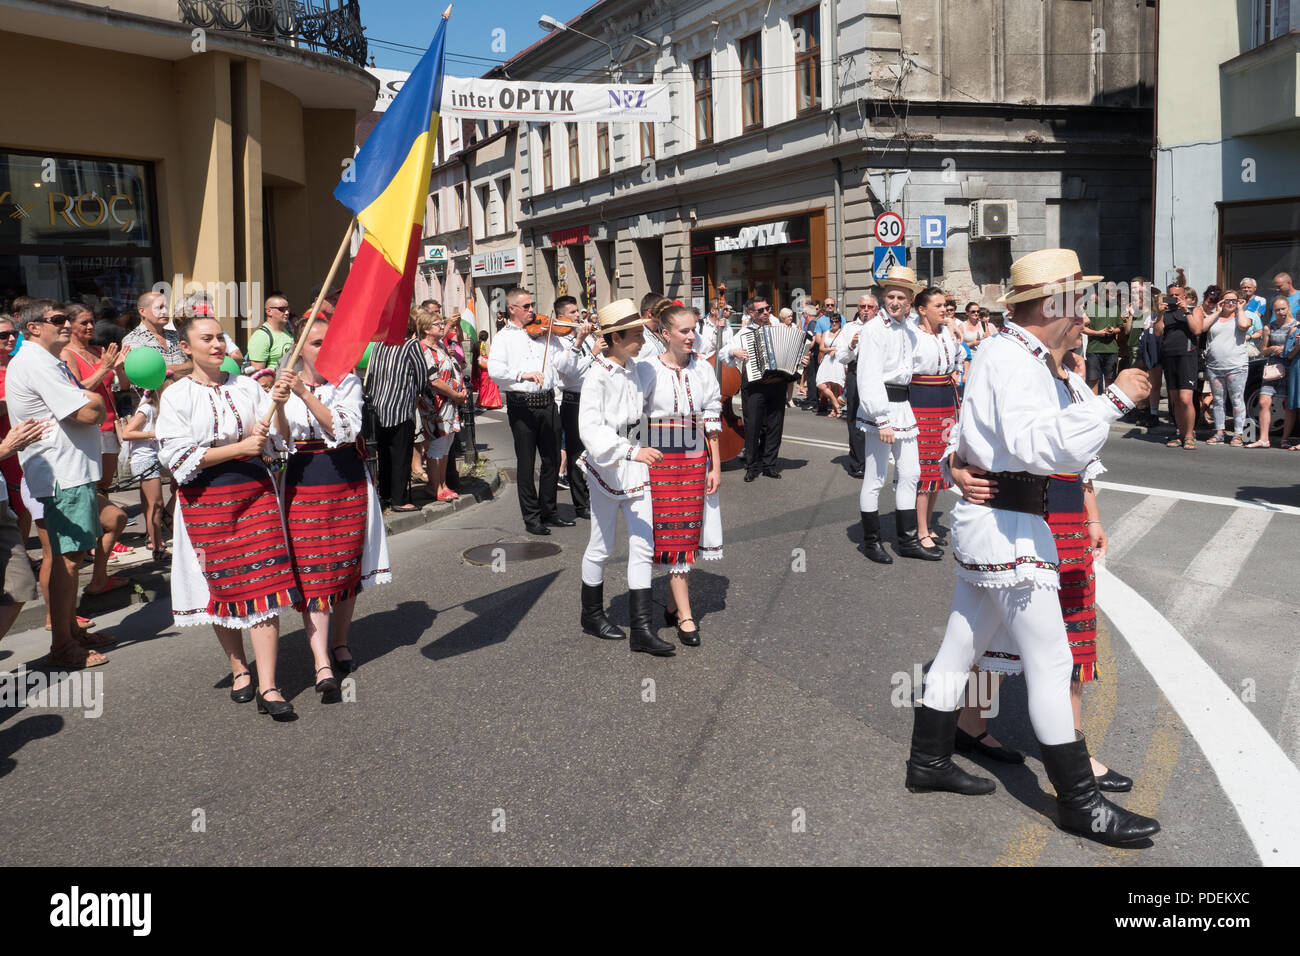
left=11, top=461, right=504, bottom=636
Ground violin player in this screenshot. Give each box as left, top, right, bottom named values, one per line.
left=487, top=286, right=570, bottom=536
left=551, top=295, right=600, bottom=520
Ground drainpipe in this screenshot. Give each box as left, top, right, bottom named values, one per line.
left=830, top=0, right=845, bottom=300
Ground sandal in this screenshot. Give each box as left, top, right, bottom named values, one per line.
left=412, top=470, right=429, bottom=483
left=1245, top=440, right=1270, bottom=448
left=45, top=615, right=95, bottom=631
left=1230, top=435, right=1244, bottom=447
left=389, top=503, right=419, bottom=513
left=1166, top=436, right=1183, bottom=447
left=1205, top=432, right=1224, bottom=444
left=84, top=575, right=131, bottom=596
left=437, top=490, right=460, bottom=502
left=49, top=646, right=108, bottom=670
left=1182, top=438, right=1196, bottom=450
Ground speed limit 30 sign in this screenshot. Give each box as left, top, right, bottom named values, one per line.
left=874, top=212, right=904, bottom=246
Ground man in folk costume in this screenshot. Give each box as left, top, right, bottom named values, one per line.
left=634, top=292, right=669, bottom=363
left=550, top=295, right=598, bottom=520
left=905, top=249, right=1160, bottom=847
left=577, top=299, right=674, bottom=657
left=855, top=266, right=931, bottom=562
left=487, top=286, right=570, bottom=536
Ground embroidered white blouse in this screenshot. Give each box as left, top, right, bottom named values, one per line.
left=856, top=314, right=918, bottom=435
left=911, top=322, right=962, bottom=376
left=281, top=374, right=364, bottom=447
left=941, top=322, right=1132, bottom=588
left=636, top=354, right=722, bottom=453
left=578, top=356, right=651, bottom=499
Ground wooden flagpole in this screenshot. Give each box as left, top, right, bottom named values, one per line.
left=260, top=216, right=357, bottom=424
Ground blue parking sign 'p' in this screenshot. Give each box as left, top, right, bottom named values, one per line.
left=919, top=215, right=947, bottom=248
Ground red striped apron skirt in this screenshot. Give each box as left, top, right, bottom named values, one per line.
left=1047, top=473, right=1098, bottom=683
left=178, top=458, right=300, bottom=621
left=910, top=374, right=957, bottom=492
left=284, top=439, right=370, bottom=611
left=648, top=447, right=708, bottom=566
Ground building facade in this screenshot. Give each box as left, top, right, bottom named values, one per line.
left=1156, top=0, right=1299, bottom=292
left=465, top=0, right=1154, bottom=320
left=0, top=0, right=376, bottom=343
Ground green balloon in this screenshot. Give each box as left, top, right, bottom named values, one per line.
left=124, top=346, right=166, bottom=390
left=357, top=342, right=375, bottom=370
left=220, top=356, right=242, bottom=375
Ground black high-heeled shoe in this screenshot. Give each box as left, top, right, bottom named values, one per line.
left=230, top=670, right=255, bottom=704
left=330, top=645, right=354, bottom=676
left=314, top=665, right=339, bottom=694
left=676, top=617, right=701, bottom=647
left=256, top=688, right=295, bottom=719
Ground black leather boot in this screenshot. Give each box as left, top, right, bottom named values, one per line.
left=860, top=511, right=893, bottom=564
left=580, top=582, right=624, bottom=640
left=628, top=588, right=675, bottom=656
left=905, top=705, right=996, bottom=795
left=1040, top=736, right=1159, bottom=846
left=895, top=509, right=943, bottom=560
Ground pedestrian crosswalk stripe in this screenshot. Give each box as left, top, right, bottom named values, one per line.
left=1164, top=508, right=1273, bottom=635
left=1096, top=566, right=1300, bottom=866
left=1101, top=495, right=1178, bottom=563
left=1095, top=480, right=1300, bottom=518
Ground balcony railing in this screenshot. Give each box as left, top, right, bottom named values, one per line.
left=178, top=1, right=368, bottom=67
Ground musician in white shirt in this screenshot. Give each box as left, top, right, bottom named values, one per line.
left=906, top=248, right=1161, bottom=848
left=577, top=299, right=674, bottom=656
left=550, top=295, right=600, bottom=520
left=836, top=295, right=878, bottom=478
left=487, top=286, right=568, bottom=536
left=856, top=266, right=928, bottom=563
left=634, top=292, right=669, bottom=363
left=727, top=296, right=808, bottom=481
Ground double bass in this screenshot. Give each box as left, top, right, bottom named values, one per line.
left=708, top=316, right=745, bottom=462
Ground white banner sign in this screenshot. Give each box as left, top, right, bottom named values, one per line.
left=441, top=77, right=671, bottom=122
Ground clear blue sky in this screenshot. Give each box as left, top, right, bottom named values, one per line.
left=361, top=0, right=593, bottom=74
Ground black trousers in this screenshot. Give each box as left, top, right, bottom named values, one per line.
left=375, top=420, right=415, bottom=507
left=507, top=397, right=561, bottom=525
left=560, top=392, right=590, bottom=515
left=742, top=380, right=787, bottom=473
left=843, top=364, right=865, bottom=470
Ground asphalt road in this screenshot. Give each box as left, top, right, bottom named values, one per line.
left=0, top=402, right=1292, bottom=866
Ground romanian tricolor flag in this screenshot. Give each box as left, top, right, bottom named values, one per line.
left=317, top=18, right=448, bottom=383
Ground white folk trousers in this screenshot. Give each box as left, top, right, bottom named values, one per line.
left=860, top=434, right=920, bottom=512
left=581, top=491, right=654, bottom=590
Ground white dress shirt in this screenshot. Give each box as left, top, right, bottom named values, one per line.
left=912, top=323, right=962, bottom=376
left=634, top=327, right=667, bottom=364
left=694, top=321, right=734, bottom=360
left=855, top=314, right=917, bottom=434
left=487, top=323, right=565, bottom=393
left=942, top=321, right=1132, bottom=589
left=578, top=356, right=651, bottom=498
left=6, top=342, right=100, bottom=497
left=836, top=319, right=866, bottom=365
left=552, top=332, right=596, bottom=393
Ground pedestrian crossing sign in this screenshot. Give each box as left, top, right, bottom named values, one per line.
left=873, top=244, right=907, bottom=280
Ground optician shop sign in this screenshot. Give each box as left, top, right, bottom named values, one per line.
left=471, top=246, right=522, bottom=279
left=690, top=216, right=809, bottom=257
left=441, top=78, right=670, bottom=122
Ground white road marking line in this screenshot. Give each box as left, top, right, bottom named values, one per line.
left=1279, top=654, right=1300, bottom=769
left=784, top=434, right=850, bottom=451
left=1163, top=508, right=1273, bottom=634
left=1095, top=481, right=1300, bottom=518
left=1095, top=566, right=1300, bottom=866
left=1103, top=495, right=1179, bottom=563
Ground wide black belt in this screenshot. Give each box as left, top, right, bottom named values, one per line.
left=885, top=384, right=910, bottom=401
left=507, top=391, right=553, bottom=408
left=561, top=390, right=582, bottom=403
left=975, top=471, right=1049, bottom=517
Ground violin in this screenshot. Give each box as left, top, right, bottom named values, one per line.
left=525, top=314, right=583, bottom=338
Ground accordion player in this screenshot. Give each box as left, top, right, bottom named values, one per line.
left=738, top=323, right=813, bottom=384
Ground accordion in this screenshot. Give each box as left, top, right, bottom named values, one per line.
left=739, top=323, right=812, bottom=384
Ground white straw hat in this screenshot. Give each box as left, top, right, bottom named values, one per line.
left=878, top=265, right=925, bottom=295
left=997, top=248, right=1103, bottom=305
left=594, top=298, right=647, bottom=334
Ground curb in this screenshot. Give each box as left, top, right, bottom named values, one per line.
left=11, top=464, right=504, bottom=635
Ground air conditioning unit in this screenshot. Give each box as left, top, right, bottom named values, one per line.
left=970, top=200, right=1018, bottom=240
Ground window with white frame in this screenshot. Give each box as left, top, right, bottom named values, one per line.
left=475, top=183, right=490, bottom=239
left=498, top=175, right=513, bottom=232
left=740, top=33, right=763, bottom=132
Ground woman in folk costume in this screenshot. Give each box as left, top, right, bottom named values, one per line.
left=577, top=299, right=670, bottom=656
left=157, top=315, right=300, bottom=719
left=908, top=287, right=963, bottom=558
left=636, top=304, right=723, bottom=648
left=950, top=322, right=1131, bottom=790
left=906, top=248, right=1157, bottom=847
left=277, top=314, right=392, bottom=691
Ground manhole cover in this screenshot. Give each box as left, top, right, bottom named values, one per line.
left=462, top=541, right=562, bottom=565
